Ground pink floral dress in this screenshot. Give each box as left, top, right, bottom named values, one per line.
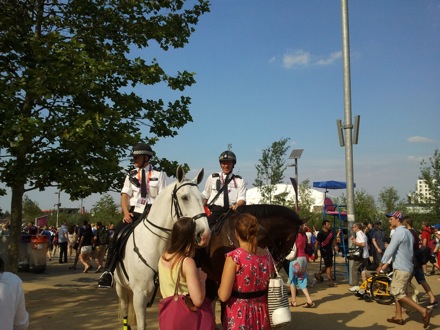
left=223, top=247, right=272, bottom=330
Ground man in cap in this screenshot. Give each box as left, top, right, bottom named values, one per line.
left=202, top=150, right=247, bottom=227
left=377, top=211, right=432, bottom=328
left=98, top=142, right=166, bottom=288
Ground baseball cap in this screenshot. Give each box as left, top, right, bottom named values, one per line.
left=386, top=211, right=403, bottom=220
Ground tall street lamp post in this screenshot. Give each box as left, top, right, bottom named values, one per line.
left=55, top=191, right=61, bottom=228
left=288, top=149, right=304, bottom=212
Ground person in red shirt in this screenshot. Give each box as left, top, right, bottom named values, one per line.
left=421, top=222, right=434, bottom=275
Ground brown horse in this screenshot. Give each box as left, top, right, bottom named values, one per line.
left=200, top=204, right=303, bottom=289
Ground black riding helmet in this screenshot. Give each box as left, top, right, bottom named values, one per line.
left=131, top=143, right=155, bottom=157
left=219, top=150, right=236, bottom=164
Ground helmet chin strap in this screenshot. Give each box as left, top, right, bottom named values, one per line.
left=140, top=155, right=150, bottom=169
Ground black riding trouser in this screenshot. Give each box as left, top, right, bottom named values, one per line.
left=104, top=211, right=143, bottom=272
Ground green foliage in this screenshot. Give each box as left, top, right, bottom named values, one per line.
left=378, top=186, right=401, bottom=213
left=419, top=149, right=440, bottom=220
left=22, top=195, right=42, bottom=222
left=0, top=0, right=210, bottom=271
left=340, top=189, right=379, bottom=222
left=91, top=194, right=120, bottom=225
left=254, top=138, right=290, bottom=204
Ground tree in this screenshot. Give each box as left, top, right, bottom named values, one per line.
left=419, top=149, right=440, bottom=220
left=22, top=195, right=42, bottom=223
left=341, top=189, right=379, bottom=222
left=0, top=0, right=209, bottom=271
left=254, top=138, right=290, bottom=204
left=91, top=194, right=120, bottom=225
left=377, top=187, right=401, bottom=213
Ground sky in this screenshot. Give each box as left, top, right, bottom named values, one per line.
left=1, top=0, right=440, bottom=213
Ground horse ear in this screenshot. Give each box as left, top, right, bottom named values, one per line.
left=194, top=168, right=204, bottom=185
left=176, top=165, right=185, bottom=182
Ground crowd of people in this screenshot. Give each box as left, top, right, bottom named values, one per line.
left=4, top=143, right=440, bottom=330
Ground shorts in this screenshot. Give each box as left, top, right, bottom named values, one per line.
left=289, top=257, right=308, bottom=290
left=321, top=249, right=333, bottom=268
left=80, top=245, right=92, bottom=255
left=413, top=265, right=427, bottom=284
left=390, top=269, right=411, bottom=300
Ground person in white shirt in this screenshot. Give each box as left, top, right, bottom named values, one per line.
left=202, top=150, right=246, bottom=227
left=0, top=256, right=29, bottom=330
left=348, top=223, right=369, bottom=292
left=98, top=142, right=166, bottom=288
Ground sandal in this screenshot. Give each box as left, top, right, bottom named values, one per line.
left=84, top=265, right=92, bottom=273
left=423, top=308, right=432, bottom=329
left=303, top=302, right=315, bottom=308
left=289, top=301, right=297, bottom=307
left=387, top=317, right=405, bottom=325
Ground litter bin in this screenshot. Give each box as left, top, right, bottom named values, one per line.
left=18, top=235, right=32, bottom=272
left=29, top=235, right=48, bottom=273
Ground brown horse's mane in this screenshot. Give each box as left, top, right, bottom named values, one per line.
left=237, top=204, right=299, bottom=220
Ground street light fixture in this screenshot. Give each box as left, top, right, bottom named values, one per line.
left=54, top=191, right=61, bottom=228
left=288, top=149, right=304, bottom=212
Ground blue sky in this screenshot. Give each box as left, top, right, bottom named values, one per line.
left=1, top=0, right=439, bottom=212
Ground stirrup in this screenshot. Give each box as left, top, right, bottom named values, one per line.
left=98, top=271, right=114, bottom=288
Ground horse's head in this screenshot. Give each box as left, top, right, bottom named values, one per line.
left=170, top=166, right=211, bottom=247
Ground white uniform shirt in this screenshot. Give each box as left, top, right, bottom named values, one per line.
left=202, top=172, right=246, bottom=207
left=0, top=272, right=29, bottom=330
left=121, top=164, right=166, bottom=206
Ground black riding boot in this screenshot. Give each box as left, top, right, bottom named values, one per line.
left=98, top=234, right=117, bottom=288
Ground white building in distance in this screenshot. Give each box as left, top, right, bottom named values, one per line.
left=246, top=183, right=332, bottom=212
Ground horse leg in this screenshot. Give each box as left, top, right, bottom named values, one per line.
left=116, top=283, right=131, bottom=329
left=132, top=290, right=148, bottom=330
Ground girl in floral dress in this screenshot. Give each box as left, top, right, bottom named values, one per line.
left=218, top=213, right=274, bottom=330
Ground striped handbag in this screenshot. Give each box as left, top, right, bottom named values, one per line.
left=267, top=256, right=291, bottom=328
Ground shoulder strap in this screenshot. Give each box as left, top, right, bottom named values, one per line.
left=173, top=257, right=186, bottom=296
left=207, top=175, right=235, bottom=207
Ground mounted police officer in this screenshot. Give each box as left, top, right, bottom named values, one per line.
left=202, top=150, right=247, bottom=227
left=98, top=142, right=166, bottom=288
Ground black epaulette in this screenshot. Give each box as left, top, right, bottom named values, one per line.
left=234, top=175, right=242, bottom=179
left=212, top=173, right=220, bottom=177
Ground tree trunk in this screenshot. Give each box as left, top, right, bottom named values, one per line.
left=6, top=183, right=25, bottom=273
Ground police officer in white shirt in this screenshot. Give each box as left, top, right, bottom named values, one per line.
left=98, top=142, right=166, bottom=288
left=202, top=150, right=246, bottom=227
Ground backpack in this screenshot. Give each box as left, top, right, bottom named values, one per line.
left=98, top=227, right=109, bottom=245
left=415, top=246, right=433, bottom=266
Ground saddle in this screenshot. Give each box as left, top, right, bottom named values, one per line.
left=115, top=216, right=144, bottom=260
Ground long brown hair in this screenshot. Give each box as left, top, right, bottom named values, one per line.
left=162, top=217, right=197, bottom=271
left=234, top=213, right=259, bottom=254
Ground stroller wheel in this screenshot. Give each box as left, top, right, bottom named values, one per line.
left=364, top=295, right=373, bottom=302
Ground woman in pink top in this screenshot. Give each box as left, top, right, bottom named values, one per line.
left=289, top=225, right=315, bottom=308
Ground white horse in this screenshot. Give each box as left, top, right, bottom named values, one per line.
left=114, top=166, right=210, bottom=330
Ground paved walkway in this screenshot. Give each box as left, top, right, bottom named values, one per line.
left=21, top=256, right=440, bottom=329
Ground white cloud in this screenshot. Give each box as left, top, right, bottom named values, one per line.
left=407, top=155, right=425, bottom=162
left=281, top=50, right=342, bottom=69
left=283, top=50, right=310, bottom=69
left=407, top=136, right=434, bottom=143
left=316, top=51, right=342, bottom=66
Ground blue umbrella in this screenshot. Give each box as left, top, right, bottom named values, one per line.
left=313, top=180, right=356, bottom=190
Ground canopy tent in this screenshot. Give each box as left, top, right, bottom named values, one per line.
left=313, top=180, right=356, bottom=191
